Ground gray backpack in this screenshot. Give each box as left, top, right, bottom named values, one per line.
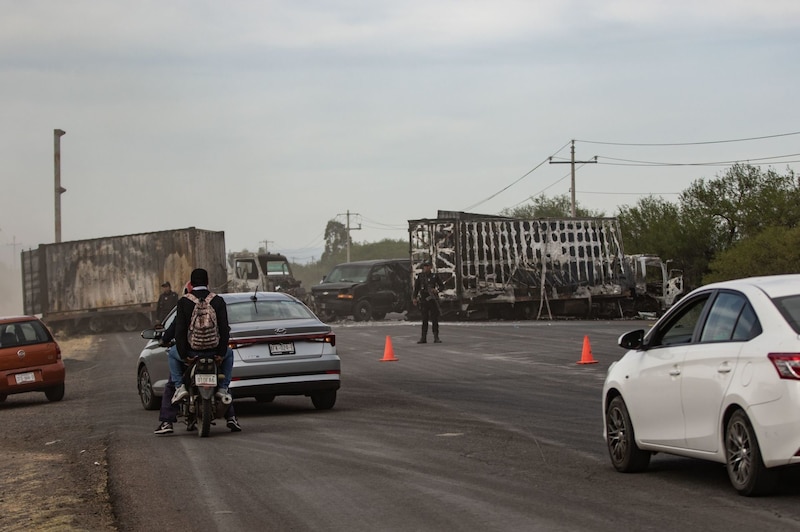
left=185, top=293, right=220, bottom=350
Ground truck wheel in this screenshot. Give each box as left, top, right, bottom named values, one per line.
left=87, top=316, right=106, bottom=334
left=121, top=314, right=142, bottom=332
left=318, top=311, right=336, bottom=323
left=353, top=300, right=373, bottom=322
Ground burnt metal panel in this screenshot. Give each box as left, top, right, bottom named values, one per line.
left=409, top=213, right=629, bottom=308
left=21, top=227, right=226, bottom=319
left=21, top=248, right=43, bottom=315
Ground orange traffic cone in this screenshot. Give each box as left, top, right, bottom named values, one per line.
left=576, top=335, right=598, bottom=365
left=381, top=335, right=398, bottom=362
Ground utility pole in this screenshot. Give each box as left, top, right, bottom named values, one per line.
left=54, top=129, right=67, bottom=242
left=548, top=139, right=596, bottom=217
left=338, top=210, right=361, bottom=262
left=259, top=239, right=274, bottom=253
left=6, top=236, right=22, bottom=271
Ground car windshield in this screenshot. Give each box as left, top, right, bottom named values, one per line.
left=324, top=264, right=372, bottom=283
left=226, top=299, right=316, bottom=324
left=774, top=294, right=800, bottom=334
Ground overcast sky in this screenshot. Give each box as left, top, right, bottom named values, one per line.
left=1, top=0, right=798, bottom=268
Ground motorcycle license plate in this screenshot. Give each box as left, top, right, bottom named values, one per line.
left=195, top=374, right=217, bottom=386
left=269, top=342, right=295, bottom=355
left=15, top=372, right=35, bottom=384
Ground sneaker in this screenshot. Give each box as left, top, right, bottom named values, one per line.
left=186, top=419, right=197, bottom=432
left=172, top=384, right=188, bottom=404
left=226, top=417, right=242, bottom=432
left=434, top=337, right=442, bottom=343
left=215, top=387, right=232, bottom=402
left=417, top=338, right=427, bottom=344
left=154, top=421, right=173, bottom=435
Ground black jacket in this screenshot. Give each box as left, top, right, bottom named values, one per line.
left=156, top=290, right=179, bottom=323
left=174, top=289, right=230, bottom=359
left=413, top=271, right=444, bottom=300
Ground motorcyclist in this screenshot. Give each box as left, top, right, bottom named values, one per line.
left=154, top=278, right=242, bottom=434
left=173, top=269, right=233, bottom=403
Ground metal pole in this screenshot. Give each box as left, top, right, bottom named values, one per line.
left=569, top=140, right=576, bottom=217
left=54, top=129, right=66, bottom=243
left=346, top=210, right=351, bottom=263
left=548, top=139, right=597, bottom=218
left=337, top=210, right=361, bottom=262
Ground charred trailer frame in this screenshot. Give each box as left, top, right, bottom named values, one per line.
left=409, top=212, right=635, bottom=319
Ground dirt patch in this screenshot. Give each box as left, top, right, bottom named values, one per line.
left=58, top=335, right=97, bottom=362
left=0, top=335, right=116, bottom=531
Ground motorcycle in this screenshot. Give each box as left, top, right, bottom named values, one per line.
left=178, top=354, right=232, bottom=437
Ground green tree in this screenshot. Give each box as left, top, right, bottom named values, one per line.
left=322, top=219, right=349, bottom=262
left=704, top=225, right=800, bottom=283
left=680, top=164, right=800, bottom=251
left=500, top=194, right=604, bottom=218
left=350, top=239, right=408, bottom=260
left=617, top=195, right=715, bottom=288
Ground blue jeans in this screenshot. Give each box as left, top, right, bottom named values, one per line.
left=168, top=345, right=234, bottom=390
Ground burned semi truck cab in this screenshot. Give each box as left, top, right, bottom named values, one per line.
left=227, top=252, right=308, bottom=302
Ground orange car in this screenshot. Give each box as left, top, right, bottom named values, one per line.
left=0, top=316, right=65, bottom=402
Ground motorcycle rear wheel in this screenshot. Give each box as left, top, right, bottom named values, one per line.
left=199, top=398, right=212, bottom=437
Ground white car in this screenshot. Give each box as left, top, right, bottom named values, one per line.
left=602, top=274, right=800, bottom=496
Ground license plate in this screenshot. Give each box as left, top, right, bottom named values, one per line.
left=269, top=342, right=295, bottom=355
left=195, top=374, right=217, bottom=386
left=239, top=350, right=268, bottom=361
left=15, top=372, right=35, bottom=384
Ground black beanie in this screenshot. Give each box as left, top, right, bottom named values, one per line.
left=190, top=268, right=209, bottom=287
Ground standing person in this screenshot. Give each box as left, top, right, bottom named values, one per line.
left=412, top=260, right=444, bottom=344
left=155, top=281, right=179, bottom=325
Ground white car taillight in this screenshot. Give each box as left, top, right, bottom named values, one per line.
left=768, top=353, right=800, bottom=380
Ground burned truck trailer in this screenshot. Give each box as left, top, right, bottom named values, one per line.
left=21, top=227, right=227, bottom=334
left=409, top=211, right=674, bottom=319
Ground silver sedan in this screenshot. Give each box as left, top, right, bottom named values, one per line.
left=137, top=291, right=340, bottom=411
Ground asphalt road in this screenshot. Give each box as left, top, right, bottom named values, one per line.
left=72, top=320, right=800, bottom=530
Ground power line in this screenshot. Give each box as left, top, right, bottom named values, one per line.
left=359, top=215, right=406, bottom=230
left=580, top=190, right=680, bottom=196
left=360, top=223, right=406, bottom=232
left=576, top=130, right=800, bottom=147
left=269, top=230, right=326, bottom=256
left=463, top=140, right=572, bottom=211
left=484, top=131, right=800, bottom=215
left=596, top=152, right=800, bottom=167
left=506, top=163, right=587, bottom=209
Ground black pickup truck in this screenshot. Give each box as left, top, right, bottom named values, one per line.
left=310, top=259, right=412, bottom=321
